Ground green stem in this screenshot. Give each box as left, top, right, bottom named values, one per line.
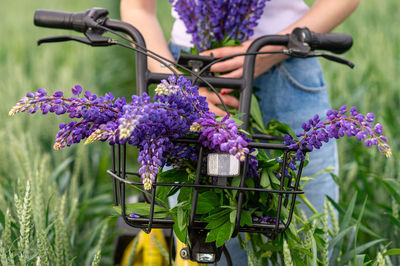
left=299, top=194, right=334, bottom=237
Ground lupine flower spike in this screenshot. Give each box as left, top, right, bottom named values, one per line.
left=284, top=105, right=391, bottom=170
left=169, top=0, right=270, bottom=51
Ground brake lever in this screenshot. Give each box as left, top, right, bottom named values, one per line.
left=282, top=49, right=354, bottom=69
left=312, top=52, right=355, bottom=68
left=37, top=35, right=113, bottom=47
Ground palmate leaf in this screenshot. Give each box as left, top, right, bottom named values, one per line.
left=112, top=203, right=169, bottom=218
left=206, top=220, right=235, bottom=247
left=196, top=191, right=220, bottom=214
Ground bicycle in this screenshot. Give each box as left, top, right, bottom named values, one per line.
left=33, top=7, right=354, bottom=265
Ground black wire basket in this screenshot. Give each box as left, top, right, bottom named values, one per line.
left=107, top=133, right=305, bottom=240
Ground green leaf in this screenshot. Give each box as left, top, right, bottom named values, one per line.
left=308, top=213, right=323, bottom=221
left=383, top=248, right=400, bottom=256
left=240, top=211, right=253, bottom=227
left=260, top=168, right=271, bottom=189
left=216, top=221, right=234, bottom=247
left=356, top=254, right=366, bottom=265
left=328, top=225, right=355, bottom=250
left=377, top=178, right=400, bottom=204
left=223, top=39, right=241, bottom=47
left=250, top=94, right=265, bottom=131
left=326, top=196, right=381, bottom=239
left=230, top=210, right=237, bottom=224
left=230, top=116, right=244, bottom=127
left=157, top=168, right=188, bottom=183
left=172, top=212, right=187, bottom=243
left=231, top=176, right=241, bottom=198
left=177, top=207, right=186, bottom=231
left=341, top=239, right=386, bottom=264
left=203, top=208, right=231, bottom=221
left=264, top=119, right=296, bottom=137
left=341, top=192, right=357, bottom=230
left=205, top=214, right=229, bottom=230
left=196, top=191, right=220, bottom=214
left=311, top=236, right=317, bottom=266
left=112, top=203, right=169, bottom=218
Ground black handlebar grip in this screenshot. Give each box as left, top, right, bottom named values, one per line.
left=34, top=10, right=86, bottom=32
left=307, top=31, right=353, bottom=54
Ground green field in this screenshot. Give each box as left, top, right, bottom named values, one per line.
left=1, top=0, right=399, bottom=264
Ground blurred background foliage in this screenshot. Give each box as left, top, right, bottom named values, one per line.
left=0, top=0, right=399, bottom=264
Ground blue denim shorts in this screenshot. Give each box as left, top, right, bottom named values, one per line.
left=168, top=42, right=338, bottom=265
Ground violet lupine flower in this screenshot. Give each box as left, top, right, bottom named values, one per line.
left=252, top=216, right=282, bottom=224
left=170, top=0, right=270, bottom=51
left=284, top=106, right=391, bottom=167
left=190, top=113, right=258, bottom=177
left=9, top=87, right=123, bottom=150
left=129, top=213, right=140, bottom=218
left=11, top=75, right=259, bottom=189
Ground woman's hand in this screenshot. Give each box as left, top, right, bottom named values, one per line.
left=200, top=40, right=286, bottom=79
left=199, top=40, right=286, bottom=114
left=198, top=87, right=239, bottom=116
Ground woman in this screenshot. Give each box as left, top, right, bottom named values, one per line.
left=120, top=0, right=360, bottom=264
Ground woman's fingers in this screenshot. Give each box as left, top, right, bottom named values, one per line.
left=209, top=56, right=243, bottom=73
left=220, top=89, right=234, bottom=95
left=208, top=102, right=229, bottom=116
left=198, top=87, right=239, bottom=115
left=200, top=45, right=243, bottom=58
left=218, top=68, right=244, bottom=79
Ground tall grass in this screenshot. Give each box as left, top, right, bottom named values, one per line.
left=0, top=0, right=132, bottom=264
left=322, top=1, right=400, bottom=262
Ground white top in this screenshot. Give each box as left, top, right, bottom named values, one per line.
left=170, top=0, right=310, bottom=48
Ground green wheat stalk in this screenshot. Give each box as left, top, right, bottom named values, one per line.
left=37, top=230, right=50, bottom=266
left=2, top=208, right=12, bottom=248
left=0, top=240, right=9, bottom=266
left=32, top=166, right=46, bottom=232
left=127, top=235, right=140, bottom=266
left=151, top=233, right=170, bottom=263
left=91, top=250, right=101, bottom=266
left=8, top=249, right=16, bottom=266
left=327, top=200, right=339, bottom=235
left=321, top=200, right=329, bottom=265
left=36, top=256, right=41, bottom=266
left=42, top=229, right=56, bottom=264
left=55, top=195, right=67, bottom=266
left=376, top=252, right=386, bottom=266
left=91, top=220, right=109, bottom=266
left=392, top=196, right=399, bottom=220
left=283, top=239, right=294, bottom=266
left=16, top=180, right=32, bottom=265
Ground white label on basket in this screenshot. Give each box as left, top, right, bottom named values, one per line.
left=207, top=153, right=240, bottom=176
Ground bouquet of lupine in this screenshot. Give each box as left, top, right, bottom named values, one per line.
left=169, top=0, right=270, bottom=51
left=9, top=75, right=391, bottom=249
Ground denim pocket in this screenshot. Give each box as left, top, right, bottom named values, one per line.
left=278, top=57, right=327, bottom=92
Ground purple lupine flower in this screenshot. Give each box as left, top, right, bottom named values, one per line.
left=129, top=213, right=140, bottom=218
left=170, top=0, right=270, bottom=51
left=190, top=113, right=258, bottom=177
left=283, top=105, right=392, bottom=167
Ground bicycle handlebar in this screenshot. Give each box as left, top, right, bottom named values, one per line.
left=301, top=28, right=353, bottom=54
left=33, top=8, right=354, bottom=128
left=34, top=10, right=88, bottom=32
